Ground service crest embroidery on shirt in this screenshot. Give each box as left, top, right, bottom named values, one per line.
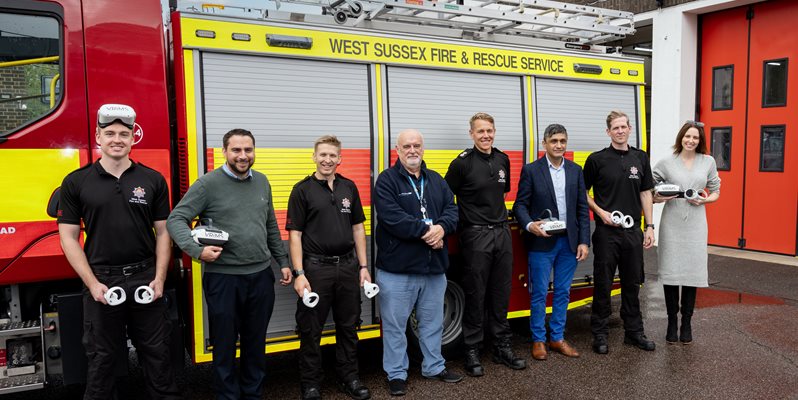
left=129, top=186, right=148, bottom=204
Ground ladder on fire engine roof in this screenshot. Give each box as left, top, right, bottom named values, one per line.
left=189, top=0, right=635, bottom=50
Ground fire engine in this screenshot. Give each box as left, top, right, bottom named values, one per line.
left=0, top=0, right=645, bottom=393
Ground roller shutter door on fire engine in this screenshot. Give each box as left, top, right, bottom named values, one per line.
left=535, top=78, right=640, bottom=163
left=384, top=66, right=525, bottom=204
left=200, top=52, right=374, bottom=337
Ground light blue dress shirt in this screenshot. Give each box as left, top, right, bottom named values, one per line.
left=546, top=155, right=567, bottom=225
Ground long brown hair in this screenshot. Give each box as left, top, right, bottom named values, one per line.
left=673, top=121, right=708, bottom=155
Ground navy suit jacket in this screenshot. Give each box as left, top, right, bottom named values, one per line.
left=512, top=156, right=590, bottom=253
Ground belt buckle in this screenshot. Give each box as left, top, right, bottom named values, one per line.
left=328, top=256, right=340, bottom=264
left=122, top=265, right=137, bottom=276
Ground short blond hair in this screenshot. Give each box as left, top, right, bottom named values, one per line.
left=606, top=110, right=630, bottom=129
left=469, top=112, right=495, bottom=129
left=314, top=135, right=341, bottom=152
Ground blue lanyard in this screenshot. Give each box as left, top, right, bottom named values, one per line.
left=406, top=175, right=427, bottom=218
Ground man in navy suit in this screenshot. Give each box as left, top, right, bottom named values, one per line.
left=513, top=123, right=590, bottom=361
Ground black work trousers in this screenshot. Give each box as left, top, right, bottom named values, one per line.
left=203, top=268, right=275, bottom=400
left=82, top=267, right=180, bottom=400
left=295, top=253, right=361, bottom=389
left=459, top=224, right=513, bottom=347
left=590, top=225, right=645, bottom=337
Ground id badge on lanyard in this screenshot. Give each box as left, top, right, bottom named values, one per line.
left=407, top=175, right=432, bottom=226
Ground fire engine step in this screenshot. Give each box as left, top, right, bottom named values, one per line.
left=0, top=372, right=45, bottom=394
left=0, top=320, right=40, bottom=337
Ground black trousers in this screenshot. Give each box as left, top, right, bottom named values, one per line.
left=203, top=268, right=275, bottom=400
left=459, top=224, right=513, bottom=346
left=295, top=253, right=361, bottom=389
left=590, top=225, right=645, bottom=337
left=82, top=267, right=181, bottom=400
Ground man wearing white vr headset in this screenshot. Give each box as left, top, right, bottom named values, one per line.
left=286, top=135, right=372, bottom=400
left=58, top=104, right=181, bottom=399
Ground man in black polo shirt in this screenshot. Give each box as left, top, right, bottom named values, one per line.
left=583, top=110, right=656, bottom=355
left=287, top=135, right=371, bottom=400
left=58, top=104, right=181, bottom=400
left=445, top=112, right=526, bottom=377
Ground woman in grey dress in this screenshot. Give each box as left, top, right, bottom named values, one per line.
left=653, top=121, right=720, bottom=345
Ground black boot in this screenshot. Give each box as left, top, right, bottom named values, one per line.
left=680, top=286, right=697, bottom=344
left=492, top=340, right=526, bottom=370
left=663, top=285, right=680, bottom=344
left=464, top=345, right=484, bottom=377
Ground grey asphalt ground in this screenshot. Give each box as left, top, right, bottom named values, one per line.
left=8, top=248, right=798, bottom=399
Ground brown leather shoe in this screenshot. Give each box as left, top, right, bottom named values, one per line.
left=548, top=340, right=580, bottom=358
left=531, top=342, right=547, bottom=360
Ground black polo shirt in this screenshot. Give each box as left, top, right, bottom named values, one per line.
left=444, top=147, right=511, bottom=226
left=285, top=173, right=366, bottom=256
left=57, top=160, right=170, bottom=266
left=583, top=145, right=653, bottom=226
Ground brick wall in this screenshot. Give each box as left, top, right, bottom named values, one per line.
left=0, top=66, right=28, bottom=133
left=561, top=0, right=697, bottom=14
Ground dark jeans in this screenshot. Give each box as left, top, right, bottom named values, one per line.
left=203, top=268, right=275, bottom=400
left=459, top=224, right=513, bottom=346
left=295, top=253, right=361, bottom=389
left=590, top=225, right=645, bottom=337
left=82, top=267, right=180, bottom=400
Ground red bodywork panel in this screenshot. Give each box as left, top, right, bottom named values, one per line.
left=0, top=0, right=172, bottom=284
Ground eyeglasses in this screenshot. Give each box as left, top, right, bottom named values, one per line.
left=686, top=120, right=705, bottom=128
left=98, top=104, right=136, bottom=129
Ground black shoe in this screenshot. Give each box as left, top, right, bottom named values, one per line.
left=301, top=386, right=321, bottom=400
left=387, top=379, right=407, bottom=396
left=464, top=346, right=484, bottom=377
left=492, top=343, right=527, bottom=370
left=425, top=369, right=464, bottom=383
left=624, top=332, right=656, bottom=351
left=666, top=316, right=678, bottom=344
left=338, top=379, right=370, bottom=400
left=680, top=316, right=693, bottom=344
left=592, top=336, right=608, bottom=354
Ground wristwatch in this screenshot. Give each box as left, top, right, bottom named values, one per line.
left=359, top=265, right=369, bottom=270
left=645, top=224, right=655, bottom=230
left=292, top=269, right=305, bottom=278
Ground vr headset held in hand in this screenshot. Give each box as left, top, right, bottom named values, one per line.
left=191, top=218, right=229, bottom=246
left=654, top=184, right=708, bottom=201
left=536, top=209, right=566, bottom=235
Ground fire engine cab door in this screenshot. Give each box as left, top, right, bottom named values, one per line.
left=701, top=1, right=798, bottom=255
left=534, top=78, right=640, bottom=159
left=199, top=53, right=374, bottom=337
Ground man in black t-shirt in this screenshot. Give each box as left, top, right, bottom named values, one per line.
left=286, top=135, right=371, bottom=400
left=57, top=104, right=180, bottom=400
left=445, top=112, right=525, bottom=377
left=583, top=110, right=656, bottom=355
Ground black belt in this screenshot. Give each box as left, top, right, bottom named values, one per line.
left=92, top=258, right=154, bottom=276
left=467, top=221, right=508, bottom=230
left=304, top=250, right=355, bottom=265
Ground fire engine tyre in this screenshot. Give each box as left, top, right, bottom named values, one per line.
left=406, top=279, right=465, bottom=364
left=334, top=10, right=348, bottom=24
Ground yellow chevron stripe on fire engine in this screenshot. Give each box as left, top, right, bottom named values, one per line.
left=0, top=149, right=81, bottom=222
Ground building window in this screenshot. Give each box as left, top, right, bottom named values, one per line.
left=762, top=58, right=788, bottom=107
left=711, top=127, right=732, bottom=171
left=712, top=65, right=733, bottom=110
left=760, top=125, right=785, bottom=172
left=0, top=11, right=62, bottom=136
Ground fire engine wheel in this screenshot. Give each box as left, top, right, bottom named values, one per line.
left=406, top=279, right=465, bottom=363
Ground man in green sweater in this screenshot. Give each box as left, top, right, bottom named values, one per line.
left=167, top=128, right=291, bottom=400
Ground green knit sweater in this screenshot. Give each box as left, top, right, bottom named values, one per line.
left=167, top=167, right=289, bottom=275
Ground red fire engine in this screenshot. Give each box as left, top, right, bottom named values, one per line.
left=0, top=0, right=642, bottom=393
